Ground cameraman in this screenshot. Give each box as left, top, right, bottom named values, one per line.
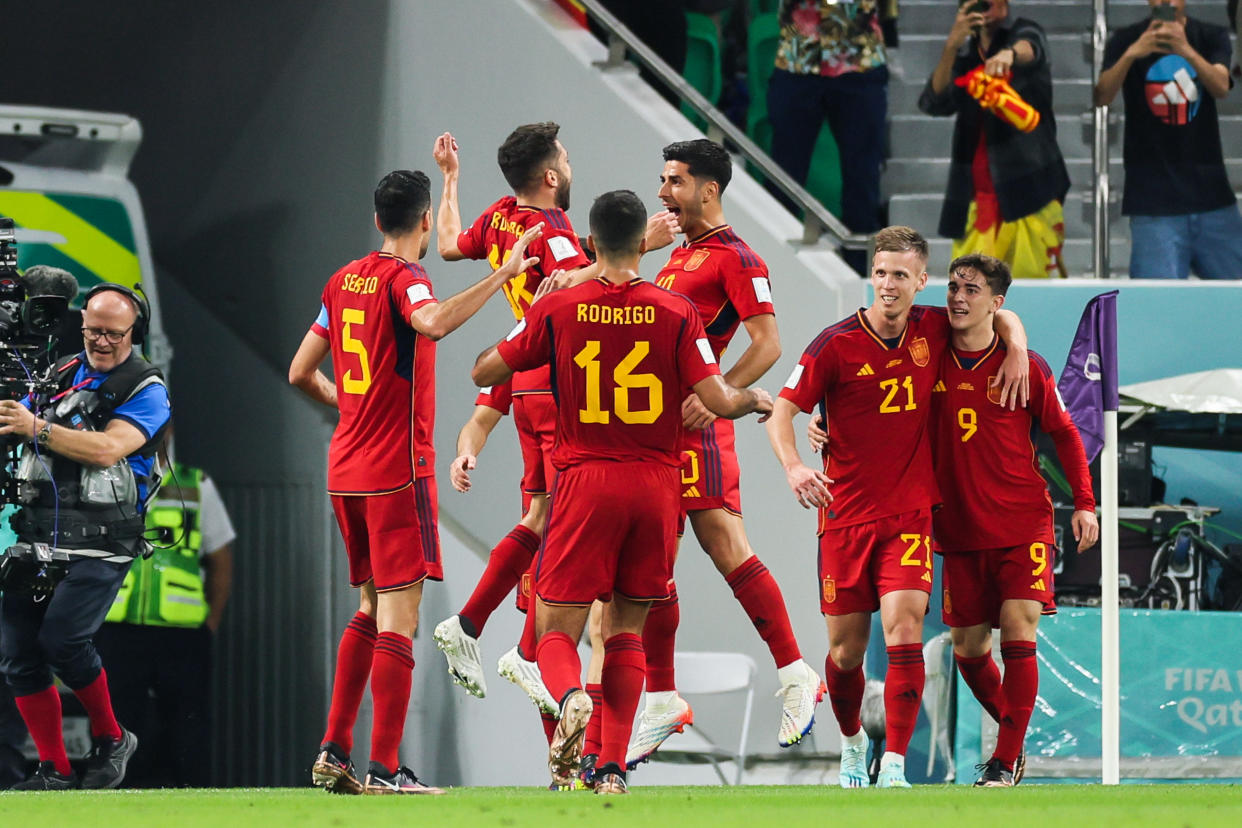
left=0, top=283, right=170, bottom=790
left=919, top=0, right=1070, bottom=278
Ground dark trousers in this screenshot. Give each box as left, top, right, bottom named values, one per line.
left=768, top=66, right=889, bottom=256
left=0, top=556, right=130, bottom=696
left=93, top=623, right=213, bottom=787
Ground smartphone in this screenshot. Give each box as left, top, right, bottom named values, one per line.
left=1152, top=3, right=1176, bottom=22
left=962, top=0, right=992, bottom=12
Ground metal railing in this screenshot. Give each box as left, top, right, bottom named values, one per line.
left=1092, top=0, right=1111, bottom=279
left=577, top=0, right=869, bottom=250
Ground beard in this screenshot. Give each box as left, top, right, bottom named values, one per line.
left=555, top=177, right=571, bottom=211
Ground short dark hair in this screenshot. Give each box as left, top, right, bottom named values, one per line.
left=948, top=252, right=1012, bottom=296
left=873, top=225, right=929, bottom=265
left=498, top=122, right=561, bottom=194
left=374, top=170, right=430, bottom=235
left=589, top=190, right=647, bottom=257
left=662, top=139, right=732, bottom=194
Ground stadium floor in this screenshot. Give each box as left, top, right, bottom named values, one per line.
left=0, top=784, right=1239, bottom=826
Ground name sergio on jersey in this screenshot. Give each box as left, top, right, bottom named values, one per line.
left=340, top=273, right=379, bottom=295
left=577, top=304, right=657, bottom=325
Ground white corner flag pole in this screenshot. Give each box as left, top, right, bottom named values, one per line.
left=1100, top=409, right=1120, bottom=785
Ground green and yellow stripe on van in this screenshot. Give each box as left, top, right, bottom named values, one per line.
left=0, top=190, right=140, bottom=294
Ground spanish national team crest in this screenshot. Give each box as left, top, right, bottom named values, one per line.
left=910, top=336, right=929, bottom=367
left=822, top=577, right=837, bottom=604
left=684, top=249, right=711, bottom=271
left=943, top=588, right=953, bottom=616
left=987, top=375, right=1003, bottom=406
left=520, top=572, right=532, bottom=599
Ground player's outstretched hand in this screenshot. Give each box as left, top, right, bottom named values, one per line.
left=1072, top=509, right=1100, bottom=552
left=450, top=453, right=476, bottom=493
left=532, top=268, right=571, bottom=304
left=433, top=132, right=460, bottom=176
left=807, top=412, right=828, bottom=453
left=681, top=392, right=717, bottom=431
left=645, top=210, right=680, bottom=252
left=784, top=462, right=832, bottom=510
left=751, top=388, right=773, bottom=423
left=992, top=345, right=1030, bottom=410
left=499, top=222, right=543, bottom=278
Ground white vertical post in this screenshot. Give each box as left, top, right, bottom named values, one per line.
left=1100, top=410, right=1120, bottom=785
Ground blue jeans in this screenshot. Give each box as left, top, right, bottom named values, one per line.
left=1128, top=205, right=1242, bottom=279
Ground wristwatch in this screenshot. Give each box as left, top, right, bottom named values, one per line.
left=36, top=421, right=52, bottom=447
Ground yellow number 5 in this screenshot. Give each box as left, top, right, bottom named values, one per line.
left=341, top=308, right=372, bottom=395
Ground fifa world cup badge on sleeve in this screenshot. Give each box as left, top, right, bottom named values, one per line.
left=910, top=337, right=930, bottom=367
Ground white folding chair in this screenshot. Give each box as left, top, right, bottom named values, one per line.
left=922, top=630, right=955, bottom=779
left=643, top=651, right=758, bottom=785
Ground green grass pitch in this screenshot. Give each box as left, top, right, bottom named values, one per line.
left=1, top=785, right=1240, bottom=827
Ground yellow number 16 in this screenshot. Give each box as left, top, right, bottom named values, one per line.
left=574, top=340, right=664, bottom=424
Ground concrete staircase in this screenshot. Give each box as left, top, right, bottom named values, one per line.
left=884, top=0, right=1239, bottom=278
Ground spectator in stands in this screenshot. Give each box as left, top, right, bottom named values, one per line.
left=1095, top=0, right=1242, bottom=279
left=919, top=1, right=1070, bottom=279
left=767, top=0, right=896, bottom=274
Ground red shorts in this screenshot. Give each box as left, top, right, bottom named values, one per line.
left=331, top=477, right=443, bottom=592
left=514, top=393, right=556, bottom=507
left=817, top=508, right=934, bottom=615
left=678, top=418, right=742, bottom=533
left=536, top=461, right=678, bottom=606
left=941, top=540, right=1057, bottom=628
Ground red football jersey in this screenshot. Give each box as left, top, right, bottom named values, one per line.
left=780, top=305, right=950, bottom=530
left=931, top=341, right=1096, bottom=552
left=474, top=379, right=513, bottom=415
left=311, top=252, right=437, bottom=494
left=458, top=195, right=591, bottom=395
left=655, top=225, right=774, bottom=360
left=497, top=278, right=721, bottom=468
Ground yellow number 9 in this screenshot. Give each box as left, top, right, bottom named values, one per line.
left=1030, top=542, right=1048, bottom=576
left=958, top=407, right=977, bottom=442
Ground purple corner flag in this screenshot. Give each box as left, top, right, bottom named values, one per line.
left=1057, top=290, right=1119, bottom=462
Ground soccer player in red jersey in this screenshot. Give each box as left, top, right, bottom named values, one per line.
left=431, top=124, right=600, bottom=708
left=472, top=190, right=773, bottom=795
left=288, top=169, right=541, bottom=795
left=931, top=253, right=1098, bottom=787
left=767, top=226, right=1029, bottom=788
left=628, top=139, right=824, bottom=770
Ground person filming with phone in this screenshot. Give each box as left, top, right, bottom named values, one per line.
left=1095, top=0, right=1242, bottom=279
left=919, top=1, right=1070, bottom=279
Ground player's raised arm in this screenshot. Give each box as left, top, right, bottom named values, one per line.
left=411, top=223, right=543, bottom=341
left=766, top=397, right=832, bottom=510
left=991, top=308, right=1029, bottom=409
left=434, top=132, right=467, bottom=260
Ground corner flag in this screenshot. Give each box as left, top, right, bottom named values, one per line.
left=1057, top=290, right=1119, bottom=461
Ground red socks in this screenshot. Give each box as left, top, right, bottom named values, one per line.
left=369, top=631, right=414, bottom=773
left=540, top=711, right=559, bottom=745
left=535, top=630, right=582, bottom=706
left=322, top=612, right=377, bottom=753
left=955, top=651, right=1003, bottom=722
left=824, top=655, right=865, bottom=737
left=995, top=641, right=1038, bottom=769
left=518, top=597, right=539, bottom=660
left=459, top=525, right=540, bottom=636
left=884, top=644, right=925, bottom=755
left=641, top=585, right=679, bottom=692
left=584, top=683, right=604, bottom=757
left=725, top=557, right=801, bottom=668
left=72, top=669, right=123, bottom=742
left=14, top=685, right=72, bottom=775
left=599, top=634, right=646, bottom=770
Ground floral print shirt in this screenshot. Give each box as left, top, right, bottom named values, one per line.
left=775, top=0, right=888, bottom=77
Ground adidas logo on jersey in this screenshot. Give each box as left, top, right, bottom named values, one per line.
left=683, top=486, right=701, bottom=498
left=922, top=571, right=932, bottom=583
left=933, top=380, right=947, bottom=392
left=1031, top=579, right=1046, bottom=592
left=856, top=364, right=875, bottom=376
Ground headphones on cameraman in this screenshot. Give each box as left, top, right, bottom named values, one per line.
left=84, top=282, right=150, bottom=345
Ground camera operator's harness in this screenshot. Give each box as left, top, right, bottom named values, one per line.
left=5, top=352, right=168, bottom=587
